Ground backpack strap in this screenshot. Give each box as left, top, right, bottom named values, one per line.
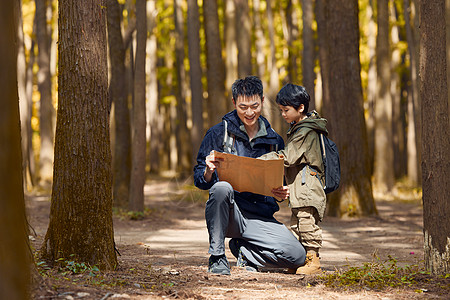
left=222, top=120, right=236, bottom=154
left=319, top=133, right=326, bottom=160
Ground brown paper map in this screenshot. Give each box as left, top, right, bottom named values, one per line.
left=212, top=150, right=284, bottom=197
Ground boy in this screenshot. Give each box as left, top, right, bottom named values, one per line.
left=262, top=83, right=328, bottom=274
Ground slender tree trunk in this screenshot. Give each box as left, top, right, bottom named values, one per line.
left=0, top=2, right=30, bottom=298
left=404, top=0, right=419, bottom=184
left=285, top=0, right=297, bottom=84
left=315, top=0, right=330, bottom=114
left=234, top=0, right=252, bottom=77
left=366, top=0, right=377, bottom=175
left=42, top=0, right=117, bottom=270
left=225, top=0, right=238, bottom=111
left=266, top=0, right=282, bottom=133
left=374, top=0, right=394, bottom=194
left=390, top=4, right=406, bottom=180
left=411, top=0, right=422, bottom=185
left=187, top=0, right=204, bottom=158
left=16, top=0, right=33, bottom=190
left=253, top=0, right=273, bottom=123
left=107, top=0, right=131, bottom=208
left=300, top=0, right=315, bottom=108
left=35, top=0, right=54, bottom=187
left=203, top=0, right=227, bottom=126
left=173, top=0, right=192, bottom=176
left=323, top=0, right=376, bottom=218
left=26, top=38, right=36, bottom=186
left=147, top=0, right=161, bottom=174
left=420, top=0, right=450, bottom=275
left=129, top=0, right=147, bottom=212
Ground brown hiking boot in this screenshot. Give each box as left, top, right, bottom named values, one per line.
left=294, top=252, right=321, bottom=275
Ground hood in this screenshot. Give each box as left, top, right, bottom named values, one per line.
left=287, top=110, right=328, bottom=136
left=222, top=110, right=279, bottom=140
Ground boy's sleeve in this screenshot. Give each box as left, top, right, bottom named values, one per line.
left=279, top=130, right=314, bottom=167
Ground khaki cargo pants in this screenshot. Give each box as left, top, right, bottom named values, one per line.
left=290, top=206, right=322, bottom=251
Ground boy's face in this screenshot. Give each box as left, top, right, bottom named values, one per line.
left=278, top=104, right=305, bottom=124
left=233, top=95, right=263, bottom=130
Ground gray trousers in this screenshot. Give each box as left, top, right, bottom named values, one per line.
left=205, top=181, right=306, bottom=269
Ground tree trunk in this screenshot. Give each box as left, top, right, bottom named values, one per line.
left=187, top=0, right=204, bottom=159
left=266, top=0, right=282, bottom=134
left=0, top=2, right=30, bottom=298
left=129, top=0, right=147, bottom=212
left=390, top=3, right=406, bottom=180
left=315, top=0, right=330, bottom=114
left=35, top=0, right=54, bottom=187
left=373, top=0, right=394, bottom=194
left=225, top=0, right=238, bottom=111
left=174, top=0, right=192, bottom=176
left=366, top=0, right=377, bottom=175
left=253, top=0, right=273, bottom=124
left=300, top=0, right=315, bottom=108
left=419, top=0, right=450, bottom=275
left=147, top=0, right=161, bottom=174
left=323, top=0, right=376, bottom=218
left=41, top=0, right=117, bottom=270
left=16, top=0, right=34, bottom=190
left=234, top=0, right=252, bottom=77
left=412, top=0, right=423, bottom=185
left=203, top=0, right=227, bottom=127
left=107, top=0, right=132, bottom=209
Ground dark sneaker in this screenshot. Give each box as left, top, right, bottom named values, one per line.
left=208, top=255, right=231, bottom=275
left=229, top=239, right=258, bottom=272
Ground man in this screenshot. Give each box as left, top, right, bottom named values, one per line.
left=194, top=76, right=306, bottom=275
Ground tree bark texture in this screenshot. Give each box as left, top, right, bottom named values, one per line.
left=0, top=2, right=30, bottom=298
left=129, top=0, right=147, bottom=212
left=42, top=0, right=117, bottom=270
left=187, top=0, right=204, bottom=160
left=107, top=0, right=132, bottom=209
left=322, top=0, right=376, bottom=218
left=374, top=0, right=394, bottom=194
left=203, top=0, right=227, bottom=127
left=35, top=0, right=55, bottom=186
left=235, top=0, right=252, bottom=77
left=419, top=0, right=450, bottom=275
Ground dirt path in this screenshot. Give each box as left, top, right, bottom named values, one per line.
left=28, top=179, right=446, bottom=299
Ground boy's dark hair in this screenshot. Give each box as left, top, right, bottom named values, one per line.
left=276, top=83, right=310, bottom=112
left=231, top=76, right=264, bottom=101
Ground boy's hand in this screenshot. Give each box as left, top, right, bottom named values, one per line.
left=272, top=186, right=289, bottom=200
left=204, top=151, right=224, bottom=182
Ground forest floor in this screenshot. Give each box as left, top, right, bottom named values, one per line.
left=27, top=176, right=449, bottom=300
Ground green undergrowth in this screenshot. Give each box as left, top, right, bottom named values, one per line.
left=35, top=253, right=179, bottom=291
left=112, top=207, right=155, bottom=220
left=319, top=255, right=450, bottom=293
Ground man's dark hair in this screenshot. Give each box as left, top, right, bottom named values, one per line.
left=231, top=76, right=264, bottom=101
left=276, top=83, right=310, bottom=112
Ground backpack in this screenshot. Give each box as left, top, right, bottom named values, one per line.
left=317, top=132, right=340, bottom=194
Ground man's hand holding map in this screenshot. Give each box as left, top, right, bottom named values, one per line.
left=211, top=150, right=284, bottom=198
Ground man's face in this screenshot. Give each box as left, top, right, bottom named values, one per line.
left=233, top=95, right=263, bottom=129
